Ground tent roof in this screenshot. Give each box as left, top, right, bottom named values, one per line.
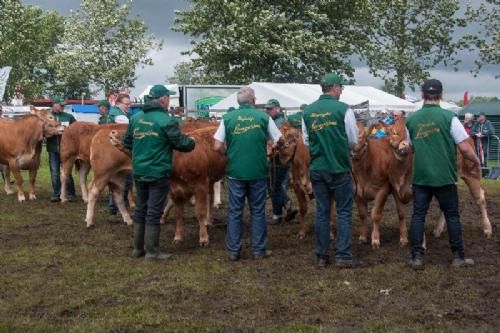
left=456, top=101, right=500, bottom=116
left=211, top=82, right=415, bottom=113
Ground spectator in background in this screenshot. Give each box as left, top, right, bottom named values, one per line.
left=97, top=100, right=111, bottom=125
left=462, top=113, right=474, bottom=136
left=470, top=111, right=495, bottom=168
left=394, top=110, right=406, bottom=122
left=46, top=97, right=76, bottom=202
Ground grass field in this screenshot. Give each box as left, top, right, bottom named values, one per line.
left=1, top=154, right=499, bottom=333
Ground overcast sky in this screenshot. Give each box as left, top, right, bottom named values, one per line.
left=23, top=0, right=500, bottom=102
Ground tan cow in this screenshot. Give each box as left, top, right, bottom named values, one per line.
left=85, top=124, right=132, bottom=227
left=0, top=109, right=62, bottom=202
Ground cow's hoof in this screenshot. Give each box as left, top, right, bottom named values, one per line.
left=29, top=194, right=37, bottom=200
left=371, top=240, right=380, bottom=249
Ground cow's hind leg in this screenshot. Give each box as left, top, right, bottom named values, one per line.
left=370, top=187, right=391, bottom=249
left=393, top=194, right=408, bottom=246
left=194, top=183, right=210, bottom=246
left=28, top=165, right=39, bottom=200
left=3, top=164, right=15, bottom=195
left=109, top=179, right=133, bottom=226
left=9, top=161, right=25, bottom=202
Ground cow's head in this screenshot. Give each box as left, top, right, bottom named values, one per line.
left=30, top=107, right=63, bottom=137
left=389, top=118, right=410, bottom=159
left=268, top=123, right=299, bottom=165
left=351, top=122, right=369, bottom=160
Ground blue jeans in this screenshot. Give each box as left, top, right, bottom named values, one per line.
left=310, top=171, right=353, bottom=261
left=410, top=184, right=464, bottom=259
left=133, top=177, right=169, bottom=225
left=269, top=164, right=290, bottom=216
left=109, top=174, right=132, bottom=213
left=48, top=152, right=75, bottom=198
left=226, top=178, right=268, bottom=257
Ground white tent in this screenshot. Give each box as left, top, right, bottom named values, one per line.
left=413, top=100, right=461, bottom=113
left=137, top=84, right=180, bottom=107
left=211, top=82, right=416, bottom=115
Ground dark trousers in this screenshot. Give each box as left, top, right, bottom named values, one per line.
left=310, top=171, right=353, bottom=261
left=226, top=178, right=268, bottom=257
left=268, top=164, right=290, bottom=216
left=48, top=152, right=75, bottom=197
left=133, top=177, right=169, bottom=225
left=410, top=184, right=464, bottom=259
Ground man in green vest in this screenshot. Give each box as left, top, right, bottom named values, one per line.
left=287, top=104, right=306, bottom=129
left=108, top=94, right=132, bottom=214
left=406, top=79, right=480, bottom=270
left=46, top=97, right=77, bottom=202
left=302, top=73, right=360, bottom=268
left=97, top=99, right=111, bottom=125
left=123, top=84, right=195, bottom=260
left=214, top=87, right=282, bottom=261
left=264, top=98, right=298, bottom=225
left=108, top=94, right=131, bottom=124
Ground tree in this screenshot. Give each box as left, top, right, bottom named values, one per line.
left=354, top=0, right=466, bottom=97
left=0, top=0, right=64, bottom=102
left=174, top=0, right=363, bottom=84
left=49, top=0, right=161, bottom=96
left=463, top=0, right=499, bottom=78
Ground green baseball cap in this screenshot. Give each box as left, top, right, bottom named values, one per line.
left=265, top=99, right=280, bottom=109
left=149, top=84, right=176, bottom=98
left=97, top=99, right=110, bottom=108
left=52, top=97, right=66, bottom=106
left=320, top=73, right=348, bottom=86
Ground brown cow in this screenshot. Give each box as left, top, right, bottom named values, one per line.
left=59, top=121, right=133, bottom=204
left=85, top=124, right=132, bottom=227
left=0, top=109, right=62, bottom=202
left=164, top=126, right=227, bottom=245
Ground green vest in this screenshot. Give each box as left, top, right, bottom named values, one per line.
left=223, top=104, right=270, bottom=180
left=303, top=95, right=350, bottom=173
left=287, top=112, right=302, bottom=129
left=108, top=106, right=127, bottom=123
left=406, top=104, right=457, bottom=186
left=98, top=114, right=110, bottom=125
left=124, top=106, right=193, bottom=181
left=46, top=111, right=76, bottom=152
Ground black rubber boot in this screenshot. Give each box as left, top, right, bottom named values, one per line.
left=132, top=223, right=146, bottom=258
left=145, top=224, right=172, bottom=260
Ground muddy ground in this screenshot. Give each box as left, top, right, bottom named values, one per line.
left=0, top=164, right=499, bottom=333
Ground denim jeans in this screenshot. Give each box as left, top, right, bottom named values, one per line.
left=310, top=171, right=353, bottom=261
left=226, top=178, right=268, bottom=257
left=133, top=177, right=169, bottom=225
left=48, top=152, right=75, bottom=198
left=109, top=174, right=132, bottom=213
left=269, top=164, right=290, bottom=216
left=410, top=184, right=464, bottom=259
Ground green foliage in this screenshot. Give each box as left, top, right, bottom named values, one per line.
left=0, top=0, right=64, bottom=102
left=352, top=0, right=466, bottom=97
left=48, top=0, right=162, bottom=96
left=174, top=0, right=363, bottom=84
left=463, top=0, right=500, bottom=78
